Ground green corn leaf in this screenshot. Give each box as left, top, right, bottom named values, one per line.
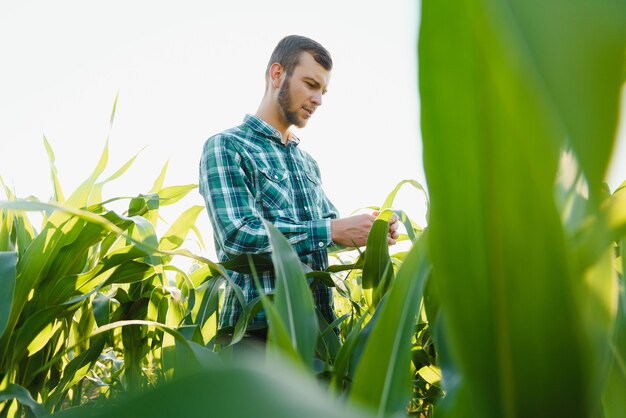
left=602, top=280, right=626, bottom=418
left=159, top=205, right=204, bottom=254
left=505, top=1, right=626, bottom=201
left=47, top=359, right=374, bottom=418
left=66, top=139, right=109, bottom=209
left=89, top=148, right=144, bottom=205
left=14, top=209, right=36, bottom=257
left=350, top=234, right=431, bottom=417
left=0, top=206, right=14, bottom=252
left=192, top=277, right=223, bottom=328
left=315, top=311, right=347, bottom=362
left=157, top=184, right=198, bottom=206
left=419, top=1, right=625, bottom=416
left=329, top=313, right=369, bottom=391
left=230, top=297, right=264, bottom=346
left=380, top=179, right=429, bottom=214
left=109, top=92, right=119, bottom=127
left=0, top=383, right=45, bottom=417
left=150, top=160, right=169, bottom=193
left=43, top=135, right=65, bottom=203
left=0, top=251, right=17, bottom=339
left=92, top=292, right=111, bottom=327
left=219, top=253, right=274, bottom=274
left=362, top=208, right=394, bottom=307
left=44, top=336, right=107, bottom=411
left=261, top=220, right=317, bottom=367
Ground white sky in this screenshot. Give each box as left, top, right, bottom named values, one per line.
left=1, top=0, right=625, bottom=261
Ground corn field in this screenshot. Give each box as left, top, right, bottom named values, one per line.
left=2, top=1, right=626, bottom=417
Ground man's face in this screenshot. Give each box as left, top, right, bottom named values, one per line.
left=277, top=52, right=331, bottom=129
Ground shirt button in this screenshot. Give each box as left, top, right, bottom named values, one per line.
left=273, top=175, right=278, bottom=179
left=318, top=242, right=324, bottom=248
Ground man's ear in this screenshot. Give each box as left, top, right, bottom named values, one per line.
left=269, top=63, right=284, bottom=89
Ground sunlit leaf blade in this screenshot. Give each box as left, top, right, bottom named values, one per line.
left=157, top=184, right=198, bottom=206
left=0, top=251, right=17, bottom=339
left=350, top=234, right=431, bottom=417
left=89, top=148, right=144, bottom=205
left=42, top=135, right=65, bottom=203
left=150, top=160, right=169, bottom=193
left=262, top=220, right=317, bottom=367
left=66, top=140, right=109, bottom=208
left=109, top=92, right=119, bottom=128
left=159, top=205, right=204, bottom=252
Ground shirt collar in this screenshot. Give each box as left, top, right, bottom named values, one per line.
left=243, top=114, right=300, bottom=146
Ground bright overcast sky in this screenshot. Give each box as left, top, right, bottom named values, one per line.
left=1, top=1, right=625, bottom=260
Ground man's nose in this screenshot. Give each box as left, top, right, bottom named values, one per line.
left=311, top=92, right=322, bottom=106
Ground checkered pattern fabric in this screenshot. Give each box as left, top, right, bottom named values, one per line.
left=199, top=114, right=339, bottom=328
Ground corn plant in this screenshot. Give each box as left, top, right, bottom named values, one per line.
left=0, top=108, right=222, bottom=416
left=419, top=0, right=626, bottom=417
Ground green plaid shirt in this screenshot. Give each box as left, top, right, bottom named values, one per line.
left=199, top=114, right=339, bottom=329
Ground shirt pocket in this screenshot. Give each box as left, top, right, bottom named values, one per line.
left=257, top=166, right=291, bottom=210
left=303, top=169, right=323, bottom=206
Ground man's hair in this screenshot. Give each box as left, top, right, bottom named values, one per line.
left=265, top=35, right=333, bottom=82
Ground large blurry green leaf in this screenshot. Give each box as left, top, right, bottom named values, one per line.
left=350, top=235, right=431, bottom=417
left=262, top=220, right=317, bottom=367
left=504, top=1, right=626, bottom=199
left=602, top=281, right=626, bottom=418
left=0, top=383, right=45, bottom=417
left=0, top=251, right=17, bottom=339
left=48, top=359, right=373, bottom=418
left=418, top=1, right=626, bottom=416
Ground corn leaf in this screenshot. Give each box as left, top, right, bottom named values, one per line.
left=418, top=0, right=625, bottom=416
left=0, top=251, right=17, bottom=339
left=42, top=135, right=65, bottom=203
left=362, top=209, right=394, bottom=307
left=0, top=383, right=45, bottom=417
left=47, top=360, right=373, bottom=418
left=262, top=220, right=317, bottom=368
left=350, top=234, right=431, bottom=417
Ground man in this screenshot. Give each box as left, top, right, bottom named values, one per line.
left=199, top=35, right=399, bottom=339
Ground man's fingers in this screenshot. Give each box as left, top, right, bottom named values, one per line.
left=388, top=231, right=400, bottom=240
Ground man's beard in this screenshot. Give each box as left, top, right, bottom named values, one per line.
left=277, top=76, right=304, bottom=128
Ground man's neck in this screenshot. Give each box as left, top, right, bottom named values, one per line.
left=255, top=98, right=290, bottom=145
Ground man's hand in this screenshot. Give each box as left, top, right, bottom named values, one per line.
left=331, top=212, right=400, bottom=248
left=374, top=210, right=400, bottom=246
